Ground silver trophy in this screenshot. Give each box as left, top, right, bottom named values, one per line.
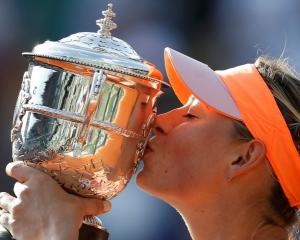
left=5, top=4, right=167, bottom=240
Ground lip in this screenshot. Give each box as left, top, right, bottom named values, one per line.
left=145, top=143, right=154, bottom=153
left=144, top=129, right=156, bottom=153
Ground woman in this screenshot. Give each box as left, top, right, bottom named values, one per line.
left=0, top=48, right=299, bottom=240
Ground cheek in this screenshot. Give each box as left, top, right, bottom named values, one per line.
left=162, top=124, right=229, bottom=189
left=166, top=123, right=219, bottom=164
left=137, top=132, right=190, bottom=195
left=138, top=122, right=230, bottom=198
left=157, top=126, right=212, bottom=180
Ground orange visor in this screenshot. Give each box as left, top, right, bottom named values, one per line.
left=164, top=47, right=300, bottom=208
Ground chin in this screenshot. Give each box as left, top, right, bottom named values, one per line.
left=136, top=168, right=156, bottom=194
left=136, top=169, right=165, bottom=199
left=136, top=168, right=147, bottom=188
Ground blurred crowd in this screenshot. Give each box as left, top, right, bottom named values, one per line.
left=1, top=0, right=299, bottom=239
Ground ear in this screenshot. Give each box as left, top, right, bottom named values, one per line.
left=226, top=139, right=266, bottom=181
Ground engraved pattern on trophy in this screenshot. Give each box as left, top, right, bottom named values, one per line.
left=11, top=71, right=32, bottom=142
left=10, top=3, right=167, bottom=236
left=60, top=33, right=141, bottom=61
left=11, top=64, right=150, bottom=198
left=135, top=112, right=156, bottom=168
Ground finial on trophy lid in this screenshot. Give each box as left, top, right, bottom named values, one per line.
left=96, top=3, right=117, bottom=37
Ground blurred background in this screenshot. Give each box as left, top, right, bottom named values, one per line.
left=1, top=0, right=300, bottom=239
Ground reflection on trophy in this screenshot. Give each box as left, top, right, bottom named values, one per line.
left=7, top=3, right=167, bottom=240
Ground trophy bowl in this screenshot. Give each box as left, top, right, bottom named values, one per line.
left=7, top=3, right=167, bottom=240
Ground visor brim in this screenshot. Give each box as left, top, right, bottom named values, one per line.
left=164, top=47, right=242, bottom=121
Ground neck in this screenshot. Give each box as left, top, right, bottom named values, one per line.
left=172, top=198, right=288, bottom=240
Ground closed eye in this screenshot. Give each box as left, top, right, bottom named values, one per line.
left=183, top=113, right=198, bottom=119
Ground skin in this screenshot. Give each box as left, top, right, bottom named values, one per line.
left=137, top=97, right=288, bottom=240
left=0, top=96, right=288, bottom=240
left=0, top=163, right=111, bottom=240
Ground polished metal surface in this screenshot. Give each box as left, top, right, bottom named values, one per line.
left=12, top=62, right=160, bottom=199
left=96, top=3, right=117, bottom=37
left=22, top=3, right=168, bottom=84
left=11, top=3, right=165, bottom=202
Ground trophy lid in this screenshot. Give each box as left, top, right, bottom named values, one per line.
left=23, top=3, right=163, bottom=82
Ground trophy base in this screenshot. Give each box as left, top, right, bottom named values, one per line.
left=0, top=225, right=14, bottom=240
left=0, top=217, right=109, bottom=240
left=80, top=216, right=109, bottom=240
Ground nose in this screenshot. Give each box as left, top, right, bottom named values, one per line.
left=153, top=108, right=183, bottom=135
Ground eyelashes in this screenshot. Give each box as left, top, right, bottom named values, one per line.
left=183, top=113, right=198, bottom=119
